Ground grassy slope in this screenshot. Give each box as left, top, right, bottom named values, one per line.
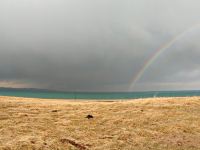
left=0, top=96, right=200, bottom=150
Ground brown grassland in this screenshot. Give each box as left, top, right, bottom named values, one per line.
left=0, top=96, right=200, bottom=150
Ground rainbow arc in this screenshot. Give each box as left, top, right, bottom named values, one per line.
left=129, top=23, right=200, bottom=90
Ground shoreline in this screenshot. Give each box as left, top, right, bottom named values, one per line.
left=0, top=95, right=199, bottom=102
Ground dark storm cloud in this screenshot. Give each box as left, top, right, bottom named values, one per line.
left=0, top=0, right=200, bottom=91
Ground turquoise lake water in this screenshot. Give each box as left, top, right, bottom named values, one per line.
left=0, top=88, right=200, bottom=99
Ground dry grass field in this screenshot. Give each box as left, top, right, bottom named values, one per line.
left=0, top=96, right=200, bottom=150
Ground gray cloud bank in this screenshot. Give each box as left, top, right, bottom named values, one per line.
left=0, top=0, right=200, bottom=91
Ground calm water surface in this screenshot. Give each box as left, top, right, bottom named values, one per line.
left=0, top=88, right=200, bottom=99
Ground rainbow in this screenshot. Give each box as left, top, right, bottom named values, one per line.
left=129, top=23, right=200, bottom=90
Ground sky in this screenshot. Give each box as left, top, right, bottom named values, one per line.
left=0, top=0, right=200, bottom=92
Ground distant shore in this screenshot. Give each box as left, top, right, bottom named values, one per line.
left=0, top=96, right=200, bottom=149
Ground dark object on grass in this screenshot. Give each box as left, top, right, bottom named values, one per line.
left=52, top=110, right=58, bottom=112
left=86, top=115, right=94, bottom=119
